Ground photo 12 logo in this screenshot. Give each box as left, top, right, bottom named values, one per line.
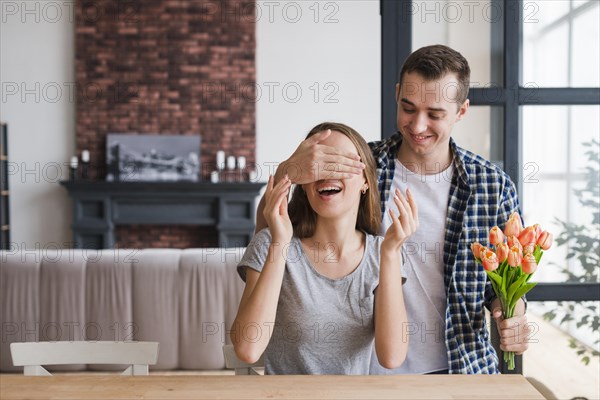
left=0, top=1, right=141, bottom=24
left=199, top=81, right=340, bottom=104
left=1, top=81, right=140, bottom=104
left=201, top=1, right=341, bottom=24
left=401, top=1, right=539, bottom=24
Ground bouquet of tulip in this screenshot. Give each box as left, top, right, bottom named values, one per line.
left=471, top=212, right=553, bottom=370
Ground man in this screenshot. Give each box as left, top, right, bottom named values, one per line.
left=255, top=45, right=530, bottom=374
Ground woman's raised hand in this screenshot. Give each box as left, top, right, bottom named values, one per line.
left=381, top=188, right=419, bottom=254
left=263, top=175, right=293, bottom=243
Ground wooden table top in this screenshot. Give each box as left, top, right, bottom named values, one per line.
left=0, top=374, right=545, bottom=400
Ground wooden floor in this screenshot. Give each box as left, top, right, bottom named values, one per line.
left=524, top=312, right=599, bottom=400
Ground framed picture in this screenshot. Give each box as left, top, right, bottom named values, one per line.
left=106, top=134, right=201, bottom=181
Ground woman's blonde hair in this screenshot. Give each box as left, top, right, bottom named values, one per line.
left=288, top=122, right=381, bottom=238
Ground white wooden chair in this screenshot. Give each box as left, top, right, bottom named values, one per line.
left=222, top=344, right=264, bottom=375
left=10, top=341, right=159, bottom=376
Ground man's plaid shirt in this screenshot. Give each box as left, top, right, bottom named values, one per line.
left=369, top=134, right=520, bottom=374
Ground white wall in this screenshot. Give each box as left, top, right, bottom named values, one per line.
left=412, top=0, right=494, bottom=160
left=1, top=1, right=75, bottom=249
left=256, top=0, right=381, bottom=178
left=0, top=0, right=381, bottom=247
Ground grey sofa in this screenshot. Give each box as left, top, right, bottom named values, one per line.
left=0, top=248, right=246, bottom=372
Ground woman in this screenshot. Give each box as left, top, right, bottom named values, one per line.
left=231, top=122, right=418, bottom=374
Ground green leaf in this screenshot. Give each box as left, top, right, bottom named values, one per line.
left=533, top=246, right=543, bottom=264
left=543, top=311, right=556, bottom=321
left=576, top=315, right=590, bottom=328
left=560, top=314, right=574, bottom=325
left=582, top=356, right=590, bottom=365
left=510, top=282, right=537, bottom=307
left=507, top=274, right=529, bottom=306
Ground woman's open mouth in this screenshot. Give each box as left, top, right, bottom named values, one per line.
left=316, top=181, right=342, bottom=199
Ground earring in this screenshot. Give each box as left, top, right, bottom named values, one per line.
left=361, top=186, right=368, bottom=194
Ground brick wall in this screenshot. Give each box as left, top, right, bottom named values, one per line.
left=75, top=0, right=255, bottom=248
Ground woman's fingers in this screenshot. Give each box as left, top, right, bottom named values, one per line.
left=393, top=190, right=412, bottom=232
left=272, top=177, right=290, bottom=203
left=280, top=189, right=290, bottom=217
left=394, top=188, right=417, bottom=234
left=399, top=193, right=416, bottom=233
left=388, top=208, right=405, bottom=238
left=406, top=188, right=419, bottom=228
left=275, top=184, right=290, bottom=216
left=265, top=175, right=290, bottom=214
left=265, top=175, right=274, bottom=194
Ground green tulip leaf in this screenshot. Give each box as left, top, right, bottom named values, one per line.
left=485, top=270, right=503, bottom=288
left=510, top=282, right=538, bottom=306
left=507, top=274, right=529, bottom=304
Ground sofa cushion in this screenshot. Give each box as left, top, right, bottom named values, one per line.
left=178, top=248, right=245, bottom=369
left=85, top=249, right=133, bottom=371
left=40, top=250, right=87, bottom=371
left=0, top=252, right=41, bottom=372
left=0, top=247, right=247, bottom=372
left=132, top=249, right=181, bottom=370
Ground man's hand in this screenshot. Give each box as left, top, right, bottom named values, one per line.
left=492, top=298, right=530, bottom=355
left=275, top=129, right=366, bottom=185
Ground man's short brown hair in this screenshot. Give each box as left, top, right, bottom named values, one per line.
left=398, top=45, right=471, bottom=106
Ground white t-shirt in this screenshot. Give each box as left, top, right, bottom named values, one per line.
left=370, top=159, right=453, bottom=374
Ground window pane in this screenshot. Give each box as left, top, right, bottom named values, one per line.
left=522, top=105, right=600, bottom=284
left=412, top=0, right=499, bottom=86
left=523, top=0, right=600, bottom=87
left=570, top=106, right=600, bottom=171
left=522, top=106, right=568, bottom=174
left=526, top=303, right=600, bottom=400
left=572, top=3, right=600, bottom=87
left=452, top=106, right=503, bottom=162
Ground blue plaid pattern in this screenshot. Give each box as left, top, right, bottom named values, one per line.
left=369, top=134, right=520, bottom=374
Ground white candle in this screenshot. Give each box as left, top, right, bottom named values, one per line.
left=249, top=170, right=258, bottom=182
left=216, top=151, right=225, bottom=170
left=210, top=170, right=219, bottom=183
left=81, top=150, right=90, bottom=163
left=227, top=155, right=236, bottom=170
left=237, top=156, right=246, bottom=170
left=70, top=156, right=78, bottom=169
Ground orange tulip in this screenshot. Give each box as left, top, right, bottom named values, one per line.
left=507, top=236, right=523, bottom=252
left=532, top=224, right=543, bottom=241
left=471, top=242, right=483, bottom=260
left=522, top=253, right=537, bottom=274
left=507, top=246, right=523, bottom=267
left=495, top=242, right=509, bottom=263
left=518, top=226, right=537, bottom=248
left=523, top=243, right=535, bottom=254
left=504, top=212, right=523, bottom=238
left=476, top=245, right=488, bottom=259
left=482, top=249, right=499, bottom=271
left=489, top=226, right=505, bottom=247
left=537, top=231, right=553, bottom=250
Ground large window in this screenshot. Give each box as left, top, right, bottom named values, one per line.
left=382, top=0, right=600, bottom=396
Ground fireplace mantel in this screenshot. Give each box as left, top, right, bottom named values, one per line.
left=61, top=181, right=264, bottom=249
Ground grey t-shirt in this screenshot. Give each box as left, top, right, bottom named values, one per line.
left=237, top=228, right=382, bottom=375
